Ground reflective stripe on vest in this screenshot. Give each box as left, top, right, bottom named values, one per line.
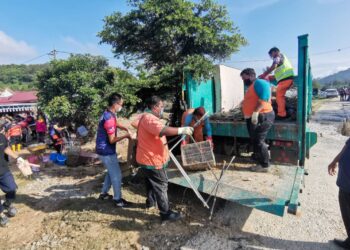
left=274, top=54, right=294, bottom=82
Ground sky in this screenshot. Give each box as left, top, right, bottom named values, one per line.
left=0, top=0, right=349, bottom=78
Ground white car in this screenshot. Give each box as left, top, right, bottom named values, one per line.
left=325, top=89, right=339, bottom=98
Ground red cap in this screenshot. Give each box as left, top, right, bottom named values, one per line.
left=194, top=107, right=206, bottom=117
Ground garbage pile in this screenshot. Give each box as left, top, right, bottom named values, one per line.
left=210, top=87, right=298, bottom=122
left=210, top=106, right=244, bottom=122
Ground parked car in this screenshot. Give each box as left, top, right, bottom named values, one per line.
left=325, top=89, right=339, bottom=98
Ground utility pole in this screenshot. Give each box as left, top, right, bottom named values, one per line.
left=49, top=49, right=57, bottom=60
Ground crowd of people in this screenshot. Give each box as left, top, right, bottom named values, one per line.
left=0, top=111, right=68, bottom=155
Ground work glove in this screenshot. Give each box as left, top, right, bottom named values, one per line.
left=178, top=127, right=194, bottom=136
left=16, top=157, right=33, bottom=177
left=251, top=112, right=259, bottom=125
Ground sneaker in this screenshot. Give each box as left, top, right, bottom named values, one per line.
left=3, top=202, right=17, bottom=217
left=250, top=165, right=269, bottom=173
left=160, top=210, right=183, bottom=222
left=333, top=238, right=350, bottom=249
left=98, top=193, right=113, bottom=201
left=113, top=198, right=132, bottom=208
left=0, top=213, right=9, bottom=227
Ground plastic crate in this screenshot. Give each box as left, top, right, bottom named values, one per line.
left=181, top=141, right=215, bottom=170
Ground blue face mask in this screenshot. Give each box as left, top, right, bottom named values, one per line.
left=159, top=108, right=164, bottom=118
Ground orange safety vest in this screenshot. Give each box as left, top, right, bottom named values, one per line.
left=242, top=83, right=273, bottom=118
left=8, top=124, right=22, bottom=137
left=181, top=109, right=205, bottom=142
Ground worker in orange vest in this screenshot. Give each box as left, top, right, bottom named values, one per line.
left=241, top=68, right=275, bottom=173
left=181, top=107, right=213, bottom=147
left=7, top=121, right=22, bottom=152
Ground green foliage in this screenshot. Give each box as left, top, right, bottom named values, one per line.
left=0, top=64, right=48, bottom=90
left=312, top=80, right=321, bottom=89
left=36, top=54, right=141, bottom=130
left=99, top=0, right=247, bottom=90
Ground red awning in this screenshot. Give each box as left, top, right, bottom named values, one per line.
left=0, top=91, right=38, bottom=104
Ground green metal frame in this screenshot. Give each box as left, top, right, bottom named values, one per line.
left=170, top=34, right=318, bottom=216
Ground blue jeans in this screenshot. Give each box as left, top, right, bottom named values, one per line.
left=0, top=171, right=17, bottom=213
left=99, top=154, right=122, bottom=201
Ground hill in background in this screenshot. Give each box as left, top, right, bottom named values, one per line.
left=318, top=68, right=350, bottom=87
left=0, top=64, right=48, bottom=91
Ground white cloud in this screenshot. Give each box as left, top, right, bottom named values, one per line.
left=62, top=36, right=101, bottom=55
left=230, top=0, right=281, bottom=14
left=0, top=30, right=37, bottom=64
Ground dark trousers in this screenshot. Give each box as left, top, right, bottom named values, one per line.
left=0, top=171, right=17, bottom=213
left=339, top=189, right=350, bottom=240
left=246, top=111, right=275, bottom=168
left=141, top=168, right=169, bottom=214
left=37, top=132, right=46, bottom=143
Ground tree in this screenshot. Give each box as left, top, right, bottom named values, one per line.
left=0, top=64, right=48, bottom=90
left=36, top=54, right=140, bottom=130
left=99, top=0, right=247, bottom=91
left=312, top=79, right=321, bottom=89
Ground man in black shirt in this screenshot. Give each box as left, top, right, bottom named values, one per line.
left=0, top=120, right=29, bottom=227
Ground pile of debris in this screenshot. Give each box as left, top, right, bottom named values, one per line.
left=210, top=106, right=244, bottom=122
left=210, top=87, right=298, bottom=122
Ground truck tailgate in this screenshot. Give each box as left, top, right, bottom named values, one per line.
left=167, top=160, right=303, bottom=216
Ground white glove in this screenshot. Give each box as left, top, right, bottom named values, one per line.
left=178, top=127, right=194, bottom=136
left=251, top=112, right=259, bottom=125
left=16, top=157, right=25, bottom=164
left=17, top=158, right=33, bottom=177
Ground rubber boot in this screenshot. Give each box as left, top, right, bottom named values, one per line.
left=11, top=145, right=16, bottom=152
left=17, top=144, right=22, bottom=152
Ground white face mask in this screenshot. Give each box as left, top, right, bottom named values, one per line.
left=116, top=106, right=122, bottom=113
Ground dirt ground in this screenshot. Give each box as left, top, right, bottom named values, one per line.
left=0, top=99, right=349, bottom=250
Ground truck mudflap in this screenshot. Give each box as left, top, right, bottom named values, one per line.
left=167, top=164, right=304, bottom=217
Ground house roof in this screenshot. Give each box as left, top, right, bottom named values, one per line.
left=0, top=91, right=38, bottom=104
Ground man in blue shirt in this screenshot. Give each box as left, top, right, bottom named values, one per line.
left=96, top=93, right=131, bottom=208
left=329, top=138, right=350, bottom=249
left=181, top=107, right=212, bottom=146
left=241, top=68, right=275, bottom=172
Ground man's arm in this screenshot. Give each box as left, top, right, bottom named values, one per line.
left=4, top=146, right=20, bottom=160
left=53, top=124, right=66, bottom=132
left=263, top=63, right=278, bottom=76
left=108, top=133, right=130, bottom=144
left=328, top=143, right=348, bottom=176
left=254, top=100, right=265, bottom=113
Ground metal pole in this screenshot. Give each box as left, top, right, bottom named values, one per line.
left=169, top=151, right=210, bottom=209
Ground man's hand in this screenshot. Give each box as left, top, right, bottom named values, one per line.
left=251, top=112, right=259, bottom=125
left=258, top=73, right=267, bottom=79
left=178, top=127, right=194, bottom=136
left=328, top=161, right=338, bottom=176
left=206, top=137, right=214, bottom=149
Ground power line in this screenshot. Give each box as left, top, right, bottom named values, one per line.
left=20, top=53, right=49, bottom=64
left=229, top=45, right=350, bottom=64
